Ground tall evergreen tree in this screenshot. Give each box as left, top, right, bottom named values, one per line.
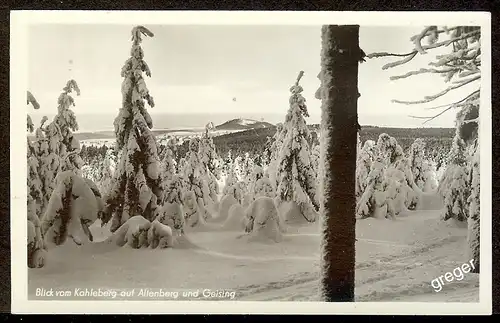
left=101, top=26, right=162, bottom=232
left=27, top=91, right=45, bottom=268
left=275, top=71, right=319, bottom=222
left=317, top=25, right=364, bottom=302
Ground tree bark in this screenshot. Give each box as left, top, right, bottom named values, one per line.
left=319, top=25, right=363, bottom=302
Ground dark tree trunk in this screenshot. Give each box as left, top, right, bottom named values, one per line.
left=319, top=25, right=363, bottom=302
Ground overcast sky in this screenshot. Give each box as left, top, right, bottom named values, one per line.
left=27, top=24, right=479, bottom=128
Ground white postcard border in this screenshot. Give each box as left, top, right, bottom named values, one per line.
left=10, top=10, right=492, bottom=315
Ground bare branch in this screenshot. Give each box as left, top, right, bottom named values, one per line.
left=409, top=96, right=480, bottom=124
left=424, top=89, right=480, bottom=110
left=392, top=75, right=480, bottom=105
left=452, top=75, right=481, bottom=85
left=390, top=67, right=459, bottom=80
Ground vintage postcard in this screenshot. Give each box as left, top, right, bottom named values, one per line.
left=10, top=11, right=491, bottom=314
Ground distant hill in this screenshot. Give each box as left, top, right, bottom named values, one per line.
left=215, top=118, right=275, bottom=131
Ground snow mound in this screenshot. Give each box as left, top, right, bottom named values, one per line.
left=417, top=191, right=443, bottom=211
left=215, top=194, right=238, bottom=224
left=244, top=196, right=283, bottom=243
left=222, top=203, right=246, bottom=231
left=41, top=171, right=102, bottom=248
left=106, top=216, right=152, bottom=248
left=29, top=248, right=48, bottom=269
left=171, top=234, right=202, bottom=250
left=279, top=201, right=316, bottom=226
left=147, top=220, right=174, bottom=249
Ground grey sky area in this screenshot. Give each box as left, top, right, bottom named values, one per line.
left=28, top=25, right=478, bottom=128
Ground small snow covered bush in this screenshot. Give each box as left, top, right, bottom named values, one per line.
left=155, top=202, right=185, bottom=235
left=356, top=161, right=386, bottom=219
left=244, top=196, right=283, bottom=243
left=147, top=219, right=174, bottom=249
left=182, top=190, right=207, bottom=228
left=109, top=216, right=151, bottom=248
left=217, top=194, right=238, bottom=224
left=41, top=171, right=103, bottom=248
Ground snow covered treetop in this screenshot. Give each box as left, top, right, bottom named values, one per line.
left=204, top=121, right=215, bottom=137
left=131, top=26, right=154, bottom=45
left=114, top=26, right=155, bottom=150
left=55, top=79, right=81, bottom=133
left=288, top=71, right=310, bottom=119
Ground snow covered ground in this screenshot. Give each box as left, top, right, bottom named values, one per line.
left=28, top=194, right=479, bottom=302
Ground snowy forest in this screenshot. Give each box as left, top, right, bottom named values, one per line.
left=25, top=25, right=481, bottom=302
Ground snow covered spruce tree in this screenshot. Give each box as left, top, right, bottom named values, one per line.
left=355, top=139, right=376, bottom=201
left=223, top=162, right=240, bottom=195
left=34, top=80, right=83, bottom=213
left=100, top=26, right=163, bottom=233
left=267, top=123, right=285, bottom=188
left=374, top=133, right=420, bottom=211
left=33, top=118, right=62, bottom=215
left=376, top=133, right=404, bottom=166
left=262, top=136, right=274, bottom=168
left=409, top=138, right=437, bottom=193
left=200, top=122, right=219, bottom=177
left=159, top=138, right=177, bottom=204
left=275, top=71, right=319, bottom=223
left=439, top=133, right=470, bottom=222
left=409, top=138, right=427, bottom=190
left=199, top=122, right=220, bottom=203
left=246, top=164, right=265, bottom=202
left=356, top=161, right=387, bottom=219
left=27, top=91, right=40, bottom=132
left=27, top=91, right=46, bottom=268
left=182, top=137, right=213, bottom=223
left=49, top=79, right=84, bottom=176
left=27, top=91, right=43, bottom=217
left=317, top=25, right=365, bottom=302
left=97, top=147, right=117, bottom=196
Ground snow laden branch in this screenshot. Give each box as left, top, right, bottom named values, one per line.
left=367, top=26, right=481, bottom=122
left=101, top=26, right=162, bottom=233
left=27, top=91, right=40, bottom=110
left=27, top=91, right=40, bottom=133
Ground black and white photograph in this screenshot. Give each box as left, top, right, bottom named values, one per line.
left=11, top=11, right=491, bottom=314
